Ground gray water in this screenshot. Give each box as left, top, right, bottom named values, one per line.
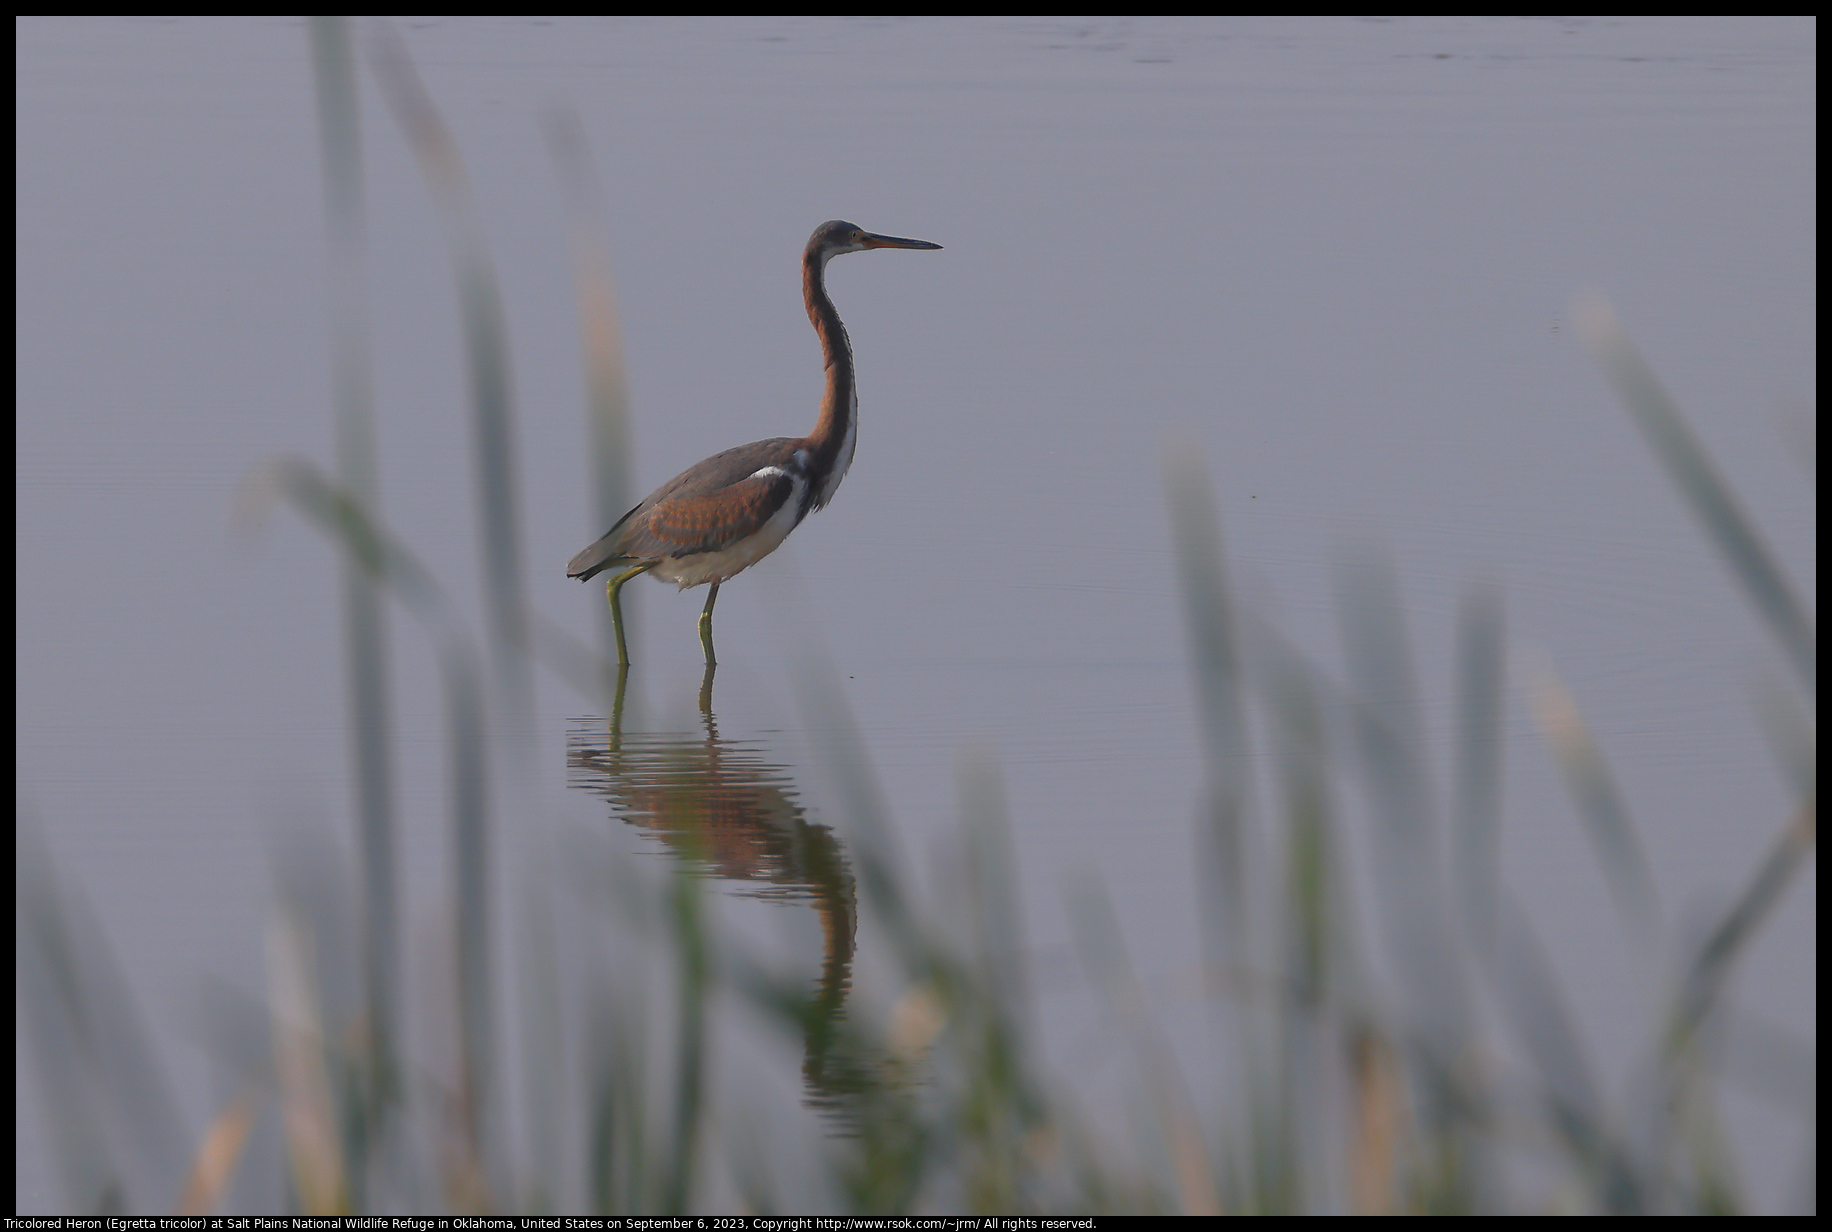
left=16, top=15, right=1814, bottom=1212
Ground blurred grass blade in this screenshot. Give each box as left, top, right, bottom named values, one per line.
left=664, top=871, right=710, bottom=1216
left=18, top=826, right=123, bottom=1213
left=308, top=14, right=400, bottom=1140
left=954, top=752, right=1054, bottom=1212
left=1484, top=894, right=1645, bottom=1211
left=1333, top=548, right=1477, bottom=1120
left=1451, top=581, right=1505, bottom=956
left=1668, top=795, right=1815, bottom=1055
left=1750, top=675, right=1817, bottom=803
left=367, top=21, right=533, bottom=730
left=176, top=1088, right=261, bottom=1216
left=959, top=750, right=1026, bottom=1023
left=1249, top=619, right=1346, bottom=1213
left=1164, top=448, right=1271, bottom=1210
left=543, top=104, right=636, bottom=684
left=247, top=456, right=497, bottom=1203
left=1068, top=881, right=1222, bottom=1216
left=1576, top=292, right=1815, bottom=698
left=17, top=814, right=188, bottom=1213
left=1256, top=627, right=1338, bottom=1009
left=1163, top=447, right=1252, bottom=954
left=585, top=983, right=650, bottom=1213
left=246, top=458, right=450, bottom=637
left=1347, top=1023, right=1407, bottom=1216
left=267, top=905, right=348, bottom=1214
left=791, top=648, right=917, bottom=952
left=1527, top=658, right=1661, bottom=941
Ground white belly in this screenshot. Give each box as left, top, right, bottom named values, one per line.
left=649, top=470, right=808, bottom=589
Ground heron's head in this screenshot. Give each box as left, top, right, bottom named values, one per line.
left=807, top=219, right=942, bottom=263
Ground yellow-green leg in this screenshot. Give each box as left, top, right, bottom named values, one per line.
left=699, top=582, right=721, bottom=666
left=605, top=563, right=656, bottom=667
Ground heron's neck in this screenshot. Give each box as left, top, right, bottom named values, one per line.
left=803, top=250, right=857, bottom=508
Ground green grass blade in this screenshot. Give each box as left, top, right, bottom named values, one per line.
left=1333, top=553, right=1476, bottom=1093
left=307, top=16, right=401, bottom=1156
left=1163, top=448, right=1252, bottom=954
left=543, top=105, right=637, bottom=682
left=1527, top=660, right=1662, bottom=942
left=1484, top=893, right=1646, bottom=1211
left=250, top=456, right=498, bottom=1204
left=1668, top=797, right=1815, bottom=1057
left=1577, top=292, right=1815, bottom=698
left=1450, top=581, right=1505, bottom=956
left=367, top=23, right=534, bottom=733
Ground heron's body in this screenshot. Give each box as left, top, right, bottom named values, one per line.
left=569, top=220, right=939, bottom=665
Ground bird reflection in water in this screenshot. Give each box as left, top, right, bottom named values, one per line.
left=567, top=677, right=893, bottom=1126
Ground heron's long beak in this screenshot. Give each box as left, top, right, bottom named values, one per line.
left=862, top=232, right=942, bottom=251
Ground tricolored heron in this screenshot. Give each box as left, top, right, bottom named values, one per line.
left=568, top=219, right=941, bottom=666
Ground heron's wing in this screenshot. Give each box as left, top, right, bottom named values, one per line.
left=567, top=438, right=802, bottom=580
left=621, top=469, right=798, bottom=560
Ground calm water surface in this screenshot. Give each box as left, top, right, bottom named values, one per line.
left=16, top=15, right=1814, bottom=1212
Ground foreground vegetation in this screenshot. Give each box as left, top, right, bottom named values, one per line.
left=16, top=19, right=1813, bottom=1216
